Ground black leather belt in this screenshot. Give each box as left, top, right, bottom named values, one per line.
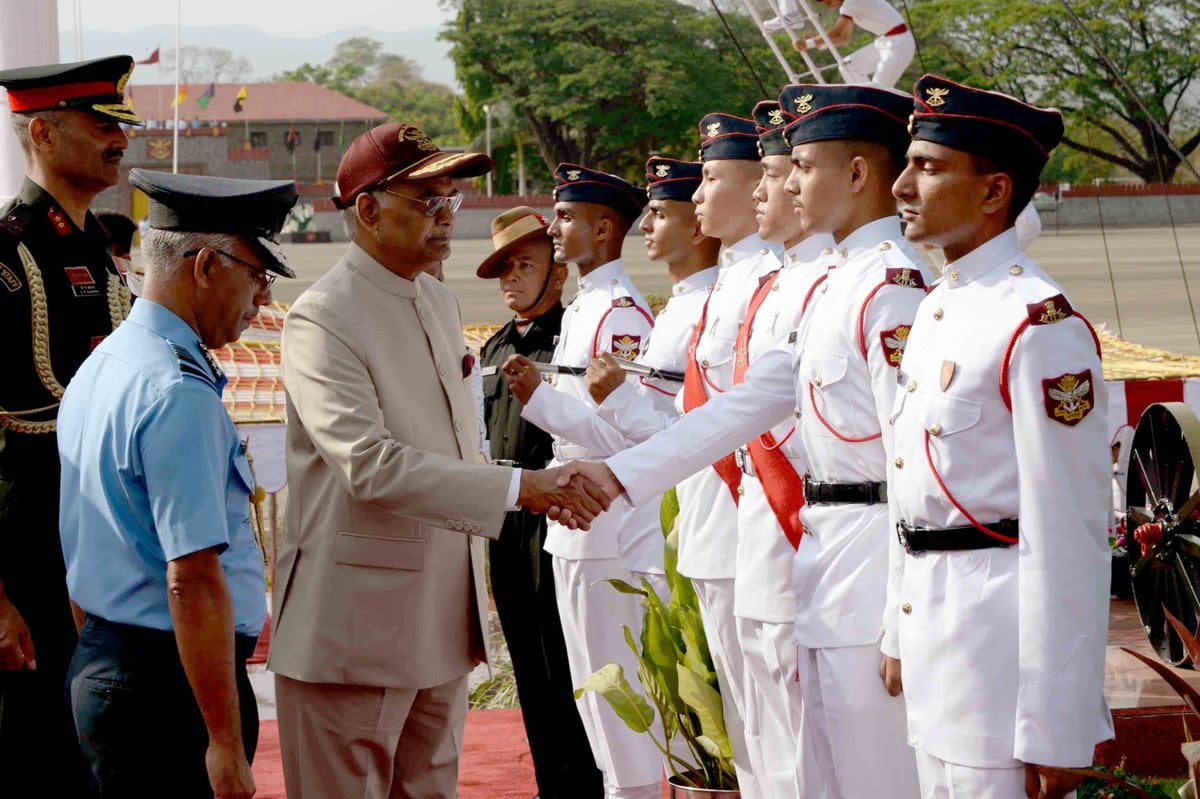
left=896, top=519, right=1020, bottom=554
left=493, top=459, right=548, bottom=469
left=802, top=476, right=886, bottom=505
left=734, top=448, right=755, bottom=477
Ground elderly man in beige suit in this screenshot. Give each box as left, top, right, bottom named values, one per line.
left=270, top=123, right=609, bottom=799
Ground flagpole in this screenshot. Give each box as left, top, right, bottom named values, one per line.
left=157, top=54, right=162, bottom=127
left=172, top=0, right=181, bottom=174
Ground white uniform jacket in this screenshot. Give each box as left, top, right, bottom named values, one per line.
left=733, top=233, right=835, bottom=622
left=882, top=228, right=1113, bottom=769
left=538, top=259, right=655, bottom=562
left=522, top=266, right=717, bottom=572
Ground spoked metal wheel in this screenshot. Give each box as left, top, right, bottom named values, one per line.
left=1127, top=402, right=1200, bottom=667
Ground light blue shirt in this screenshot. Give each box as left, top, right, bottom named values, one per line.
left=58, top=299, right=266, bottom=635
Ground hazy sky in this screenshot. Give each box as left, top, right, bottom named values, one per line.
left=57, top=0, right=455, bottom=36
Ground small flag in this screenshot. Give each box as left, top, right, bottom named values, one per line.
left=233, top=85, right=247, bottom=113
left=137, top=47, right=160, bottom=65
left=171, top=85, right=188, bottom=108
left=313, top=125, right=322, bottom=151
left=196, top=83, right=215, bottom=110
left=285, top=123, right=299, bottom=152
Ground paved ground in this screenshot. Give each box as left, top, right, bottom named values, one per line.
left=265, top=224, right=1200, bottom=355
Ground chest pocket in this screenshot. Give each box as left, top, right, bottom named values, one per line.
left=919, top=394, right=983, bottom=499
left=696, top=322, right=736, bottom=372
left=803, top=350, right=873, bottom=442
left=226, top=452, right=256, bottom=547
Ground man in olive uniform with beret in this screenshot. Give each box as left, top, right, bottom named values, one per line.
left=0, top=54, right=140, bottom=796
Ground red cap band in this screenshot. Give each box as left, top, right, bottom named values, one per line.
left=6, top=80, right=115, bottom=112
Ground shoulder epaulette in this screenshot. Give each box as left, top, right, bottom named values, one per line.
left=0, top=204, right=32, bottom=240
left=612, top=296, right=635, bottom=308
left=168, top=342, right=218, bottom=387
left=1004, top=264, right=1074, bottom=326
left=1026, top=293, right=1073, bottom=325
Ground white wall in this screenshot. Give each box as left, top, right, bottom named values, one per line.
left=0, top=0, right=59, bottom=204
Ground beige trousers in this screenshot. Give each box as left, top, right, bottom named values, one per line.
left=275, top=672, right=469, bottom=799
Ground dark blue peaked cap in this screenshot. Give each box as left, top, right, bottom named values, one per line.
left=698, top=113, right=760, bottom=161
left=553, top=163, right=647, bottom=225
left=779, top=83, right=910, bottom=150
left=752, top=100, right=793, bottom=157
left=909, top=74, right=1064, bottom=171
left=645, top=157, right=702, bottom=202
left=129, top=169, right=298, bottom=278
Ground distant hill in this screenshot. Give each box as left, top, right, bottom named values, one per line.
left=63, top=25, right=457, bottom=88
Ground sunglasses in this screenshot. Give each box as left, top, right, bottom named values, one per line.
left=381, top=188, right=465, bottom=217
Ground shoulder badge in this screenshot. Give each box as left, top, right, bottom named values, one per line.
left=612, top=334, right=642, bottom=359
left=1043, top=369, right=1094, bottom=426
left=0, top=262, right=21, bottom=292
left=879, top=324, right=911, bottom=367
left=613, top=296, right=635, bottom=308
left=0, top=204, right=31, bottom=239
left=1027, top=293, right=1072, bottom=325
left=886, top=267, right=925, bottom=289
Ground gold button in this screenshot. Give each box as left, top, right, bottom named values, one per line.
left=837, top=248, right=848, bottom=257
left=701, top=357, right=710, bottom=367
left=894, top=457, right=904, bottom=468
left=760, top=248, right=769, bottom=255
left=932, top=308, right=943, bottom=321
left=929, top=423, right=942, bottom=436
left=814, top=376, right=823, bottom=387
left=822, top=247, right=833, bottom=256
left=879, top=241, right=891, bottom=250
left=793, top=406, right=801, bottom=417
left=737, top=485, right=745, bottom=496
left=948, top=269, right=960, bottom=281
left=1009, top=264, right=1023, bottom=275
left=906, top=380, right=917, bottom=393
left=771, top=283, right=780, bottom=291
left=902, top=602, right=912, bottom=615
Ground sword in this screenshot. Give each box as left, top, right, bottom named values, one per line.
left=529, top=360, right=685, bottom=383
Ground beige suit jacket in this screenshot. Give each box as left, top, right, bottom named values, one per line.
left=269, top=243, right=513, bottom=689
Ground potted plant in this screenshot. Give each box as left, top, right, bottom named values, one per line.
left=576, top=490, right=739, bottom=796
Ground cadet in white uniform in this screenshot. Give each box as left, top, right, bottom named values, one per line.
left=508, top=163, right=660, bottom=799
left=886, top=75, right=1112, bottom=799
left=792, top=0, right=917, bottom=88
left=557, top=84, right=927, bottom=799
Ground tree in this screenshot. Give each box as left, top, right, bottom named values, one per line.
left=442, top=0, right=783, bottom=181
left=276, top=38, right=461, bottom=145
left=906, top=0, right=1200, bottom=183
left=164, top=46, right=253, bottom=85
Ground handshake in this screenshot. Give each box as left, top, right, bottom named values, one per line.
left=514, top=461, right=625, bottom=530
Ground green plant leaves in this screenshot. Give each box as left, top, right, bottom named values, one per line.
left=575, top=662, right=656, bottom=734
left=677, top=664, right=732, bottom=759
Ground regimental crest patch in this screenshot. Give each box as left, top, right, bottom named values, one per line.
left=1043, top=370, right=1094, bottom=426
left=0, top=262, right=20, bottom=292
left=612, top=296, right=635, bottom=308
left=886, top=267, right=925, bottom=289
left=879, top=324, right=911, bottom=367
left=612, top=334, right=642, bottom=360
left=1027, top=293, right=1073, bottom=325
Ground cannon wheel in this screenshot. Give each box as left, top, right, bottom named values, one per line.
left=1127, top=402, right=1200, bottom=667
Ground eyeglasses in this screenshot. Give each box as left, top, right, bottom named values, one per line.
left=184, top=248, right=276, bottom=290
left=380, top=188, right=465, bottom=217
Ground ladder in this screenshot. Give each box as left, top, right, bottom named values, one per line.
left=739, top=0, right=848, bottom=84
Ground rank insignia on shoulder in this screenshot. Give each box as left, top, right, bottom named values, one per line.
left=879, top=324, right=911, bottom=367
left=613, top=296, right=635, bottom=308
left=886, top=267, right=925, bottom=289
left=0, top=262, right=21, bottom=292
left=1027, top=294, right=1072, bottom=325
left=47, top=206, right=72, bottom=236
left=1043, top=369, right=1094, bottom=426
left=612, top=334, right=641, bottom=359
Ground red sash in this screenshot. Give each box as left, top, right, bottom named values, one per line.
left=682, top=285, right=741, bottom=504
left=733, top=270, right=804, bottom=549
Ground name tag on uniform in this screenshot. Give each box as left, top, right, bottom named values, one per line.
left=482, top=365, right=498, bottom=377
left=64, top=266, right=99, bottom=298
left=787, top=331, right=798, bottom=344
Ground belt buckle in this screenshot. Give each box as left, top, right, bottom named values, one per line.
left=897, top=520, right=915, bottom=555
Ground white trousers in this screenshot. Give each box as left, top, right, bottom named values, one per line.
left=838, top=32, right=916, bottom=88
left=736, top=617, right=802, bottom=799
left=794, top=642, right=920, bottom=799
left=914, top=749, right=1068, bottom=799
left=693, top=578, right=764, bottom=799
left=554, top=557, right=664, bottom=796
